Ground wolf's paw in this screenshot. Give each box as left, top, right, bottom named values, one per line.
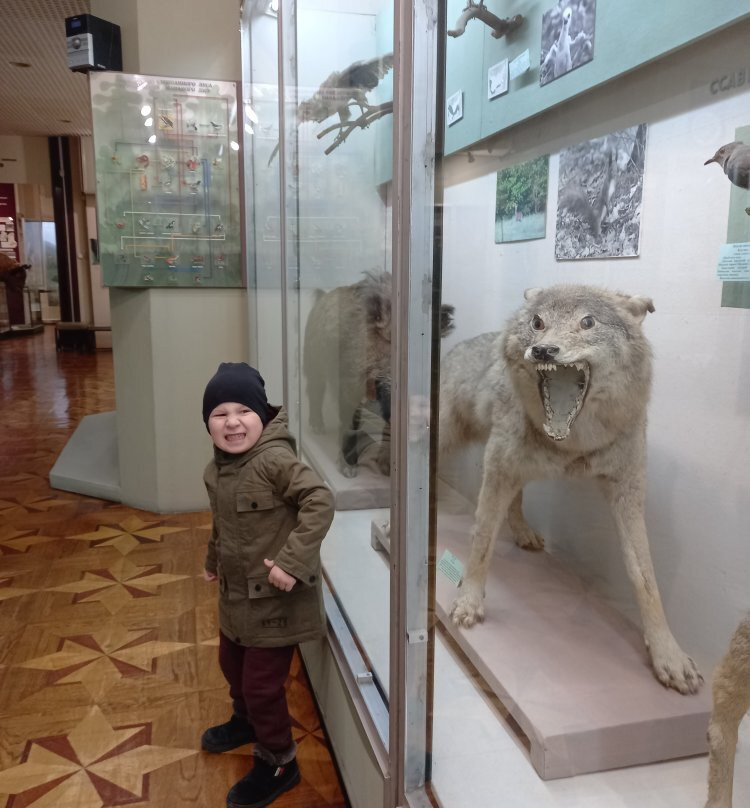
left=649, top=637, right=704, bottom=694
left=514, top=524, right=545, bottom=551
left=450, top=593, right=484, bottom=628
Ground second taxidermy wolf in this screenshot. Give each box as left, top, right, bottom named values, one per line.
left=304, top=271, right=454, bottom=477
left=705, top=614, right=750, bottom=807
left=440, top=284, right=702, bottom=694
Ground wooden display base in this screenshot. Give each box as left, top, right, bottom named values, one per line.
left=302, top=429, right=390, bottom=510
left=434, top=509, right=712, bottom=779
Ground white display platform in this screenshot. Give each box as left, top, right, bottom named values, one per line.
left=302, top=429, right=390, bottom=510
left=49, top=411, right=121, bottom=502
left=434, top=509, right=712, bottom=780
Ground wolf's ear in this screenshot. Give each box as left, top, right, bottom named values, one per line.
left=620, top=294, right=655, bottom=323
left=524, top=287, right=543, bottom=301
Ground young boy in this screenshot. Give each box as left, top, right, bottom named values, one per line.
left=200, top=362, right=334, bottom=808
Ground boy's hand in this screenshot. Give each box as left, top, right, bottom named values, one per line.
left=203, top=569, right=218, bottom=582
left=264, top=559, right=296, bottom=591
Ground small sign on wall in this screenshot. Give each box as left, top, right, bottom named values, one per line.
left=509, top=49, right=531, bottom=80
left=446, top=90, right=463, bottom=126
left=488, top=59, right=509, bottom=99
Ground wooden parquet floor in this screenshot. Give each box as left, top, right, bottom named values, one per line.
left=0, top=328, right=349, bottom=808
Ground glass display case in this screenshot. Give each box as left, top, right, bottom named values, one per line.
left=242, top=2, right=750, bottom=807
left=90, top=72, right=243, bottom=287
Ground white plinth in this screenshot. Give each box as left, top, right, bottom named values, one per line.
left=435, top=509, right=712, bottom=780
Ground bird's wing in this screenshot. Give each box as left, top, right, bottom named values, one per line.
left=342, top=53, right=394, bottom=91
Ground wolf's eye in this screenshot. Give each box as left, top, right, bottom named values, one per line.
left=531, top=315, right=545, bottom=331
left=580, top=315, right=595, bottom=329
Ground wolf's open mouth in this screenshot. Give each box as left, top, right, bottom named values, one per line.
left=536, top=362, right=590, bottom=441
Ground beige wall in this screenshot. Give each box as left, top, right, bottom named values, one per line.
left=0, top=136, right=51, bottom=186
left=92, top=0, right=241, bottom=80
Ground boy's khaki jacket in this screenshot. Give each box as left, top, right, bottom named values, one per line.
left=204, top=407, right=334, bottom=647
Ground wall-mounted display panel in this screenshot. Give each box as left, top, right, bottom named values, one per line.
left=90, top=72, right=242, bottom=288
left=444, top=0, right=750, bottom=155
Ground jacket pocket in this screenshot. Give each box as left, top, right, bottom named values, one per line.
left=245, top=575, right=318, bottom=635
left=236, top=488, right=275, bottom=512
left=247, top=575, right=283, bottom=599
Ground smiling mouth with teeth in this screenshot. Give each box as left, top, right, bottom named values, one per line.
left=535, top=361, right=590, bottom=440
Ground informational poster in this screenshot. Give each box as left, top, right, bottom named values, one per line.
left=90, top=72, right=243, bottom=288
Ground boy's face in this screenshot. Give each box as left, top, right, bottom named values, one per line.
left=207, top=402, right=264, bottom=454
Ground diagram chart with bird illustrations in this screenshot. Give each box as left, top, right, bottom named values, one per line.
left=90, top=72, right=242, bottom=288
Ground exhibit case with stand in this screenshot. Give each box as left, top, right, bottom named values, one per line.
left=241, top=2, right=750, bottom=807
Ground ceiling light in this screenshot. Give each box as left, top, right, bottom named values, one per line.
left=144, top=117, right=153, bottom=127
left=148, top=134, right=156, bottom=144
left=230, top=141, right=240, bottom=151
left=141, top=104, right=151, bottom=116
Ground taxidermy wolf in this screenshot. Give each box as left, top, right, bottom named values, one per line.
left=705, top=614, right=750, bottom=807
left=440, top=284, right=702, bottom=694
left=303, top=270, right=454, bottom=477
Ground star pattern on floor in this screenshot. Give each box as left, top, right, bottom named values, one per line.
left=67, top=517, right=188, bottom=556
left=0, top=527, right=58, bottom=555
left=0, top=706, right=196, bottom=807
left=0, top=576, right=36, bottom=604
left=0, top=494, right=76, bottom=517
left=47, top=558, right=189, bottom=615
left=18, top=627, right=193, bottom=700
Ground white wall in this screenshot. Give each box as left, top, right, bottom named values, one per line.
left=439, top=19, right=750, bottom=670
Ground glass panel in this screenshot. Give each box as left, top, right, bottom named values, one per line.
left=242, top=0, right=396, bottom=745
left=431, top=6, right=750, bottom=808
left=22, top=220, right=59, bottom=321
left=293, top=0, right=394, bottom=714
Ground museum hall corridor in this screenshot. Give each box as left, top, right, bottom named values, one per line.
left=0, top=328, right=348, bottom=808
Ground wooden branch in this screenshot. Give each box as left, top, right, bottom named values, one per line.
left=316, top=101, right=394, bottom=156
left=448, top=1, right=524, bottom=39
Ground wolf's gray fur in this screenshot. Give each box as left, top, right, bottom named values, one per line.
left=705, top=614, right=750, bottom=807
left=440, top=284, right=702, bottom=694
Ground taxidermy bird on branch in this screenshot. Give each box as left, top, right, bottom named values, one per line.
left=705, top=141, right=750, bottom=215
left=268, top=53, right=394, bottom=162
left=448, top=1, right=524, bottom=39
left=705, top=141, right=750, bottom=190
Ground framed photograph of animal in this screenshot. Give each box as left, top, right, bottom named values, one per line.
left=539, top=0, right=596, bottom=87
left=555, top=124, right=647, bottom=259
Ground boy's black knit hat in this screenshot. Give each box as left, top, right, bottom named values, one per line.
left=202, top=362, right=270, bottom=427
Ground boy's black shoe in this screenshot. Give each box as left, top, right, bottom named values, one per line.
left=201, top=714, right=256, bottom=753
left=226, top=757, right=301, bottom=808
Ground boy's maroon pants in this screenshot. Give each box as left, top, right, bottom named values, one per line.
left=218, top=632, right=295, bottom=754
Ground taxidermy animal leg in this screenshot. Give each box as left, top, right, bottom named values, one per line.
left=705, top=616, right=750, bottom=808
left=450, top=438, right=520, bottom=627
left=602, top=477, right=703, bottom=694
left=507, top=490, right=544, bottom=551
